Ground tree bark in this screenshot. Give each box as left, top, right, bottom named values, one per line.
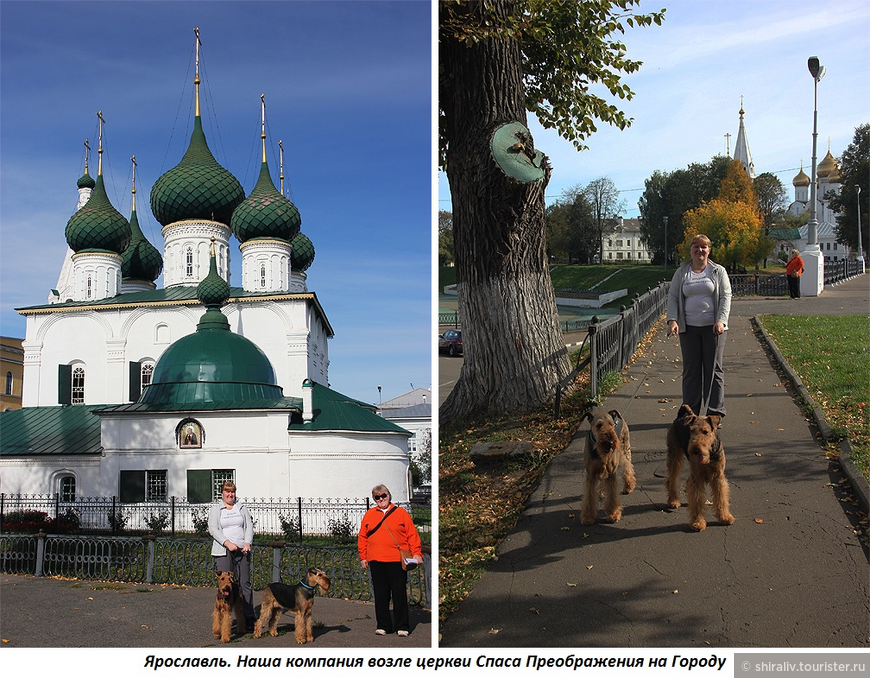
left=440, top=0, right=570, bottom=425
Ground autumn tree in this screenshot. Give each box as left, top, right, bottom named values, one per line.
left=638, top=156, right=731, bottom=265
left=439, top=0, right=664, bottom=424
left=681, top=160, right=769, bottom=271
left=826, top=123, right=869, bottom=256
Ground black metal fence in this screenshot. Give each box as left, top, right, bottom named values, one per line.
left=0, top=533, right=431, bottom=607
left=0, top=493, right=431, bottom=542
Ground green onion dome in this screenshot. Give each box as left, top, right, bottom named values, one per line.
left=139, top=242, right=282, bottom=405
left=230, top=161, right=301, bottom=243
left=77, top=170, right=96, bottom=189
left=121, top=208, right=163, bottom=282
left=290, top=232, right=315, bottom=272
left=149, top=116, right=245, bottom=226
left=65, top=174, right=132, bottom=254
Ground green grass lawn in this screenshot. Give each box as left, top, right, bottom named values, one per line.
left=758, top=314, right=869, bottom=479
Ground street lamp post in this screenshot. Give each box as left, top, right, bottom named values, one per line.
left=801, top=56, right=826, bottom=297
left=663, top=215, right=668, bottom=270
left=857, top=185, right=865, bottom=272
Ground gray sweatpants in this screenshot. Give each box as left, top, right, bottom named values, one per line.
left=679, top=325, right=727, bottom=417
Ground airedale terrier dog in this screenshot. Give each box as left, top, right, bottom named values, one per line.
left=581, top=408, right=636, bottom=525
left=254, top=568, right=331, bottom=644
left=666, top=404, right=734, bottom=531
left=212, top=570, right=245, bottom=643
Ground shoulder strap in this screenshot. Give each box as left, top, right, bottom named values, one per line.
left=365, top=505, right=396, bottom=538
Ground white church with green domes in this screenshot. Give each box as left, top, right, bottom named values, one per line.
left=0, top=37, right=412, bottom=504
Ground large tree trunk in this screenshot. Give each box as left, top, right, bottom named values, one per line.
left=440, top=0, right=570, bottom=426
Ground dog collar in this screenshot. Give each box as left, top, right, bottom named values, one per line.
left=298, top=579, right=316, bottom=591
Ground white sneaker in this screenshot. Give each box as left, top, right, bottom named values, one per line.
left=375, top=629, right=387, bottom=636
left=397, top=630, right=409, bottom=637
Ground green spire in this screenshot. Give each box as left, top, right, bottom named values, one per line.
left=196, top=237, right=231, bottom=330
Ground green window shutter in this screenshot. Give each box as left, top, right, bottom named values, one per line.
left=120, top=470, right=146, bottom=503
left=129, top=361, right=141, bottom=402
left=187, top=470, right=213, bottom=504
left=58, top=364, right=72, bottom=405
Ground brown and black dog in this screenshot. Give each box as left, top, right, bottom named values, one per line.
left=666, top=403, right=735, bottom=531
left=581, top=408, right=636, bottom=525
left=212, top=570, right=245, bottom=643
left=254, top=568, right=331, bottom=644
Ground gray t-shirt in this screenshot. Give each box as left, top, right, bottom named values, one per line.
left=682, top=267, right=715, bottom=326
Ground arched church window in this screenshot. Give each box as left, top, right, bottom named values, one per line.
left=5, top=371, right=12, bottom=395
left=59, top=475, right=76, bottom=503
left=141, top=361, right=155, bottom=394
left=86, top=275, right=93, bottom=299
left=260, top=263, right=267, bottom=288
left=186, top=247, right=194, bottom=277
left=71, top=366, right=85, bottom=404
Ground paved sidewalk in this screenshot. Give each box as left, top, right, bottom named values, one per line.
left=441, top=274, right=869, bottom=648
left=0, top=573, right=432, bottom=648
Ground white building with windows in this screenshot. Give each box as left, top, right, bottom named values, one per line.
left=601, top=218, right=652, bottom=263
left=0, top=42, right=412, bottom=505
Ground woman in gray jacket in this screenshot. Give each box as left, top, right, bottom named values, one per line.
left=208, top=481, right=255, bottom=630
left=666, top=234, right=732, bottom=418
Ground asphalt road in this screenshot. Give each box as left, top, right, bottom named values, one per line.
left=440, top=274, right=870, bottom=647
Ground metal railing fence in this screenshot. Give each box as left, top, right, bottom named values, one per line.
left=0, top=533, right=431, bottom=607
left=0, top=493, right=430, bottom=541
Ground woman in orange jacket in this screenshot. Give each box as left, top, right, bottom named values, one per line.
left=358, top=484, right=423, bottom=637
left=785, top=249, right=804, bottom=299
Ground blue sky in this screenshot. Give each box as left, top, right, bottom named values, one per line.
left=0, top=0, right=433, bottom=406
left=439, top=0, right=870, bottom=216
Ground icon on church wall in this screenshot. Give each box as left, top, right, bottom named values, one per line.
left=179, top=421, right=203, bottom=449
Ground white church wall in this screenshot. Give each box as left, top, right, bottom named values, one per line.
left=0, top=457, right=101, bottom=495
left=287, top=431, right=411, bottom=501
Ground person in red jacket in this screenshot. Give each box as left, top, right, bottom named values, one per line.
left=358, top=484, right=423, bottom=637
left=785, top=249, right=804, bottom=299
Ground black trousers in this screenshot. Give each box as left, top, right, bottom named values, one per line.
left=787, top=274, right=801, bottom=298
left=679, top=325, right=727, bottom=417
left=369, top=561, right=409, bottom=633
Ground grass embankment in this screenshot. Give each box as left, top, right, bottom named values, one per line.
left=758, top=314, right=870, bottom=480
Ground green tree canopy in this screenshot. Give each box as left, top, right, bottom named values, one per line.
left=827, top=123, right=869, bottom=256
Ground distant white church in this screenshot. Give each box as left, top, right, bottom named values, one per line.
left=731, top=103, right=845, bottom=261
left=786, top=147, right=846, bottom=261
left=0, top=37, right=412, bottom=504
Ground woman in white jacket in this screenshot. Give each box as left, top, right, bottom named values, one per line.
left=667, top=234, right=732, bottom=418
left=208, top=481, right=255, bottom=630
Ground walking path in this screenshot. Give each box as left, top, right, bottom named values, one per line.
left=441, top=274, right=869, bottom=648
left=0, top=572, right=431, bottom=648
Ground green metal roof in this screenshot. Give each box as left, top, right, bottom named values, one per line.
left=290, top=382, right=410, bottom=434
left=1, top=385, right=407, bottom=459
left=231, top=161, right=301, bottom=244
left=150, top=116, right=245, bottom=226
left=65, top=174, right=132, bottom=254
left=16, top=287, right=335, bottom=337
left=0, top=405, right=103, bottom=456
left=95, top=396, right=302, bottom=414
left=768, top=227, right=802, bottom=240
